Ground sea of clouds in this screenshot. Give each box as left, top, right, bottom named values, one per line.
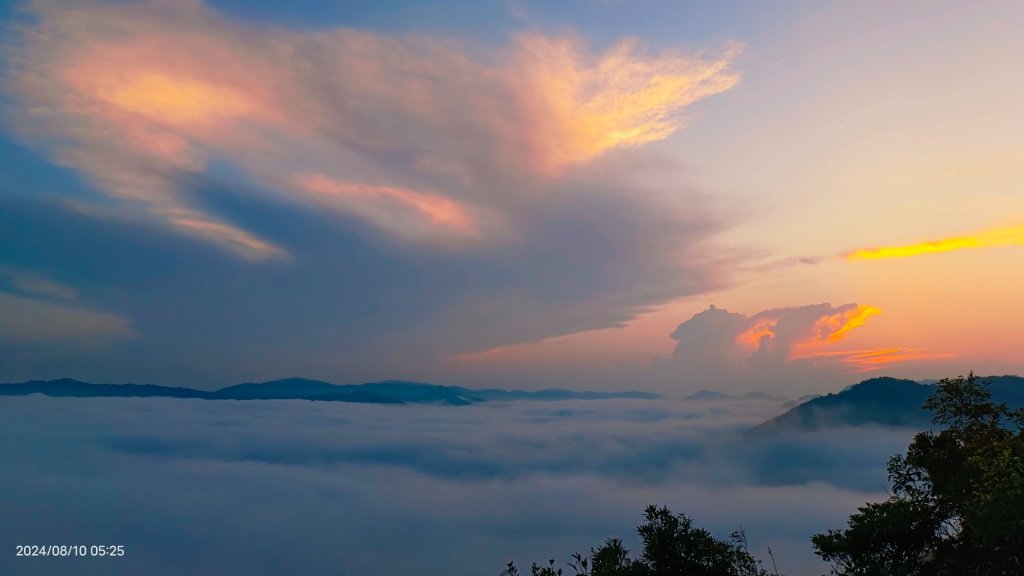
left=0, top=396, right=919, bottom=575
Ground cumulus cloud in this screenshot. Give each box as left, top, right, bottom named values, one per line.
left=3, top=0, right=738, bottom=256
left=659, top=303, right=889, bottom=390
left=0, top=395, right=914, bottom=576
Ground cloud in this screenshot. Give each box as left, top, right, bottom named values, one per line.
left=846, top=225, right=1024, bottom=260
left=0, top=1, right=744, bottom=382
left=0, top=395, right=915, bottom=576
left=292, top=173, right=482, bottom=243
left=3, top=0, right=738, bottom=257
left=660, top=303, right=889, bottom=390
left=802, top=347, right=954, bottom=374
left=752, top=223, right=1024, bottom=269
left=0, top=291, right=135, bottom=344
left=510, top=35, right=740, bottom=174
left=0, top=266, right=78, bottom=300
left=0, top=168, right=727, bottom=387
left=787, top=304, right=880, bottom=357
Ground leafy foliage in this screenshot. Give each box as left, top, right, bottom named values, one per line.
left=501, top=505, right=774, bottom=576
left=812, top=373, right=1024, bottom=575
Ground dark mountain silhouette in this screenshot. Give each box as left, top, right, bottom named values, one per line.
left=213, top=377, right=346, bottom=399
left=215, top=379, right=654, bottom=405
left=0, top=378, right=212, bottom=399
left=449, top=386, right=660, bottom=401
left=752, top=375, right=1024, bottom=434
left=0, top=377, right=660, bottom=406
left=212, top=378, right=404, bottom=404
left=351, top=381, right=479, bottom=405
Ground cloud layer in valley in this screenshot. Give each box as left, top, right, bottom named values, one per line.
left=0, top=395, right=917, bottom=576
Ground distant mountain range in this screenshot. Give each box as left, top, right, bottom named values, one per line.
left=751, top=375, right=1024, bottom=434
left=685, top=390, right=791, bottom=403
left=0, top=377, right=660, bottom=406
left=7, top=376, right=1022, bottom=424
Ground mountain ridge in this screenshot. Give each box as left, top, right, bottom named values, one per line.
left=684, top=389, right=791, bottom=403
left=0, top=377, right=660, bottom=406
left=751, top=375, right=1024, bottom=434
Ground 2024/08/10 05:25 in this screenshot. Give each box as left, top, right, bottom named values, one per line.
left=15, top=545, right=125, bottom=557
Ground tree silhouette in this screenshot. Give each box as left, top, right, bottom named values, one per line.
left=505, top=373, right=1023, bottom=576
left=501, top=505, right=774, bottom=576
left=812, top=373, right=1024, bottom=575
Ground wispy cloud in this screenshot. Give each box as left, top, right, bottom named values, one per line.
left=0, top=266, right=78, bottom=301
left=0, top=265, right=134, bottom=344
left=3, top=0, right=738, bottom=257
left=0, top=291, right=135, bottom=344
left=292, top=174, right=481, bottom=243
left=847, top=226, right=1024, bottom=260
left=511, top=35, right=740, bottom=173
left=802, top=347, right=954, bottom=373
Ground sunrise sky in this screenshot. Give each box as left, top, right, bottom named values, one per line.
left=1, top=0, right=1021, bottom=393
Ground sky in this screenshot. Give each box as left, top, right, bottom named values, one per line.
left=1, top=0, right=1022, bottom=393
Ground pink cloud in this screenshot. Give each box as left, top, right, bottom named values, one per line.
left=293, top=174, right=480, bottom=243
left=2, top=0, right=737, bottom=255
left=4, top=0, right=739, bottom=257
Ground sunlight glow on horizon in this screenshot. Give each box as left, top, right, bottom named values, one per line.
left=803, top=347, right=955, bottom=374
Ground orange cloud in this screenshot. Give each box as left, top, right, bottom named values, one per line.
left=790, top=305, right=881, bottom=358
left=514, top=36, right=740, bottom=173
left=89, top=71, right=255, bottom=127
left=803, top=347, right=954, bottom=373
left=847, top=226, right=1024, bottom=260
left=736, top=318, right=777, bottom=349
left=817, top=305, right=881, bottom=343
